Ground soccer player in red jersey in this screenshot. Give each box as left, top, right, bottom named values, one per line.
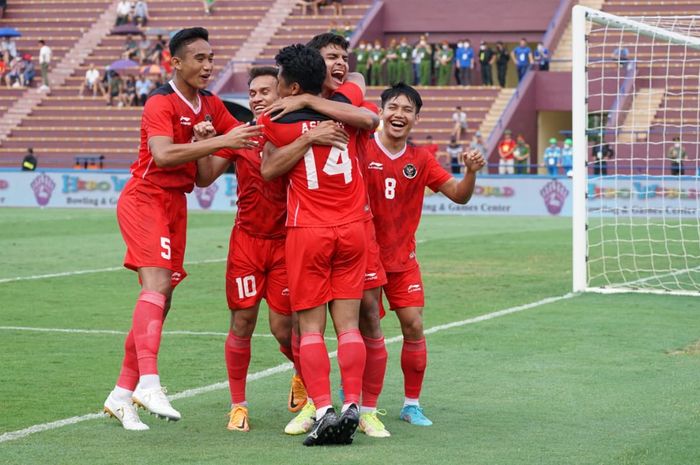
left=259, top=44, right=375, bottom=446
left=193, top=66, right=350, bottom=433
left=102, top=27, right=262, bottom=431
left=362, top=83, right=485, bottom=426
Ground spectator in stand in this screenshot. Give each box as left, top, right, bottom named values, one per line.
left=1, top=36, right=17, bottom=64
left=470, top=131, right=486, bottom=165
left=385, top=38, right=399, bottom=85
left=297, top=0, right=322, bottom=15
left=21, top=148, right=37, bottom=171
left=512, top=38, right=533, bottom=82
left=397, top=37, right=412, bottom=84
left=436, top=40, right=453, bottom=86
left=21, top=54, right=36, bottom=88
left=561, top=138, right=573, bottom=176
left=513, top=133, right=530, bottom=174
left=455, top=39, right=474, bottom=86
left=544, top=138, right=562, bottom=176
left=4, top=56, right=24, bottom=88
left=591, top=140, right=613, bottom=175
left=498, top=130, right=516, bottom=174
left=135, top=74, right=153, bottom=105
left=122, top=74, right=137, bottom=106
left=534, top=42, right=550, bottom=71
left=479, top=41, right=495, bottom=86
left=423, top=135, right=439, bottom=158
left=122, top=35, right=139, bottom=60
left=115, top=0, right=133, bottom=26
left=160, top=48, right=172, bottom=76
left=354, top=41, right=369, bottom=82
left=148, top=34, right=167, bottom=64
left=203, top=0, right=216, bottom=15
left=38, top=40, right=51, bottom=91
left=133, top=0, right=149, bottom=26
left=342, top=21, right=353, bottom=39
left=451, top=106, right=468, bottom=142
left=494, top=41, right=510, bottom=88
left=327, top=0, right=343, bottom=15
left=416, top=36, right=432, bottom=86
left=613, top=46, right=630, bottom=67
left=0, top=0, right=6, bottom=19
left=0, top=58, right=6, bottom=84
left=446, top=136, right=463, bottom=174
left=369, top=39, right=385, bottom=86
left=137, top=34, right=151, bottom=64
left=328, top=20, right=339, bottom=35
left=80, top=63, right=103, bottom=97
left=106, top=71, right=123, bottom=106
left=667, top=136, right=687, bottom=175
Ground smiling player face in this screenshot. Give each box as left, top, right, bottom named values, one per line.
left=380, top=94, right=419, bottom=141
left=172, top=38, right=214, bottom=90
left=318, top=44, right=348, bottom=94
left=248, top=75, right=278, bottom=118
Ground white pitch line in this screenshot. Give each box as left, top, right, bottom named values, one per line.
left=0, top=258, right=227, bottom=284
left=0, top=292, right=575, bottom=444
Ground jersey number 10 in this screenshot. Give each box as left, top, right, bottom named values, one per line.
left=303, top=146, right=352, bottom=190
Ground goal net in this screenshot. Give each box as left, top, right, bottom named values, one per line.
left=572, top=6, right=700, bottom=296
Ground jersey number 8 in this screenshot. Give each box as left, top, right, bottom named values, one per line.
left=385, top=177, right=396, bottom=199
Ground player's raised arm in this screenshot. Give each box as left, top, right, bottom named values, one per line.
left=264, top=93, right=378, bottom=130
left=260, top=121, right=349, bottom=180
left=437, top=149, right=485, bottom=204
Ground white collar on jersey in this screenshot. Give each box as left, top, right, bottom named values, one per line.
left=375, top=135, right=407, bottom=160
left=169, top=79, right=202, bottom=114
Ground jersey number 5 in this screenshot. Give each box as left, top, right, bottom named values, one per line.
left=304, top=146, right=352, bottom=190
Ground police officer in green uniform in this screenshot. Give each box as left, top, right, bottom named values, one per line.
left=369, top=39, right=385, bottom=86
left=436, top=41, right=454, bottom=86
left=415, top=36, right=432, bottom=86
left=396, top=37, right=412, bottom=84
left=354, top=40, right=369, bottom=83
left=385, top=38, right=399, bottom=85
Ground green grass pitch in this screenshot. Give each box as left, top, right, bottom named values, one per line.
left=1, top=208, right=699, bottom=464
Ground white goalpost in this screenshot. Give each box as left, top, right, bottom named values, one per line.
left=572, top=6, right=700, bottom=296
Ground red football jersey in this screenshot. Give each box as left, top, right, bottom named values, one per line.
left=259, top=83, right=371, bottom=227
left=216, top=136, right=287, bottom=239
left=131, top=81, right=240, bottom=193
left=363, top=136, right=452, bottom=272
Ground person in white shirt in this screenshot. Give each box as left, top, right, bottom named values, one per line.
left=115, top=1, right=133, bottom=26
left=38, top=40, right=51, bottom=91
left=2, top=37, right=17, bottom=63
left=80, top=63, right=103, bottom=97
left=133, top=1, right=148, bottom=26
left=451, top=105, right=468, bottom=142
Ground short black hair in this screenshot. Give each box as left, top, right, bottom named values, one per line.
left=306, top=32, right=349, bottom=51
left=275, top=44, right=326, bottom=95
left=38, top=40, right=45, bottom=45
left=248, top=66, right=279, bottom=85
left=169, top=27, right=209, bottom=57
left=380, top=83, right=423, bottom=114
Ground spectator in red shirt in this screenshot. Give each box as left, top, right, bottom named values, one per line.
left=423, top=134, right=439, bottom=158
left=498, top=129, right=515, bottom=174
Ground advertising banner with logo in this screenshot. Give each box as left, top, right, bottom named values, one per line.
left=1, top=171, right=694, bottom=218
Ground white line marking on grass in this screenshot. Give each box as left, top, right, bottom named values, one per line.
left=0, top=292, right=574, bottom=444
left=0, top=327, right=336, bottom=340
left=0, top=258, right=227, bottom=284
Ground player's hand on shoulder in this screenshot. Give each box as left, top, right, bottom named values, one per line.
left=223, top=122, right=264, bottom=149
left=306, top=120, right=349, bottom=149
left=461, top=149, right=486, bottom=173
left=193, top=121, right=216, bottom=141
left=263, top=94, right=309, bottom=121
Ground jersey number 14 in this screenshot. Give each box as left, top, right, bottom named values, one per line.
left=304, top=146, right=352, bottom=190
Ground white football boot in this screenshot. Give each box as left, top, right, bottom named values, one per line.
left=132, top=386, right=181, bottom=421
left=103, top=394, right=149, bottom=431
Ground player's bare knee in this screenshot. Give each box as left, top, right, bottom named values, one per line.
left=230, top=310, right=257, bottom=337
left=359, top=306, right=382, bottom=338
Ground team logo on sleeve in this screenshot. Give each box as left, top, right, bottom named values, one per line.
left=403, top=163, right=417, bottom=179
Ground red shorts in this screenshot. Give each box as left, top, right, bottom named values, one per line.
left=226, top=226, right=290, bottom=315
left=384, top=266, right=425, bottom=309
left=285, top=221, right=367, bottom=311
left=117, top=178, right=187, bottom=287
left=364, top=220, right=387, bottom=291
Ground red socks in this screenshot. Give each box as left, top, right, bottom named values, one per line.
left=337, top=329, right=366, bottom=406
left=361, top=336, right=387, bottom=409
left=300, top=332, right=331, bottom=408
left=401, top=337, right=427, bottom=399
left=132, top=290, right=166, bottom=376
left=116, top=330, right=139, bottom=391
left=225, top=333, right=251, bottom=405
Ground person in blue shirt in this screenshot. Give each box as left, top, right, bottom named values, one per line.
left=511, top=38, right=533, bottom=82
left=534, top=42, right=549, bottom=71
left=561, top=138, right=573, bottom=176
left=543, top=138, right=562, bottom=176
left=455, top=39, right=474, bottom=86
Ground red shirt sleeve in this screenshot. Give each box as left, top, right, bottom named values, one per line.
left=425, top=150, right=453, bottom=192
left=259, top=113, right=283, bottom=148
left=142, top=95, right=174, bottom=139
left=332, top=81, right=364, bottom=106
left=210, top=96, right=242, bottom=160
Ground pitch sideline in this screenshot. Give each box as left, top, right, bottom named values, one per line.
left=0, top=292, right=574, bottom=444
